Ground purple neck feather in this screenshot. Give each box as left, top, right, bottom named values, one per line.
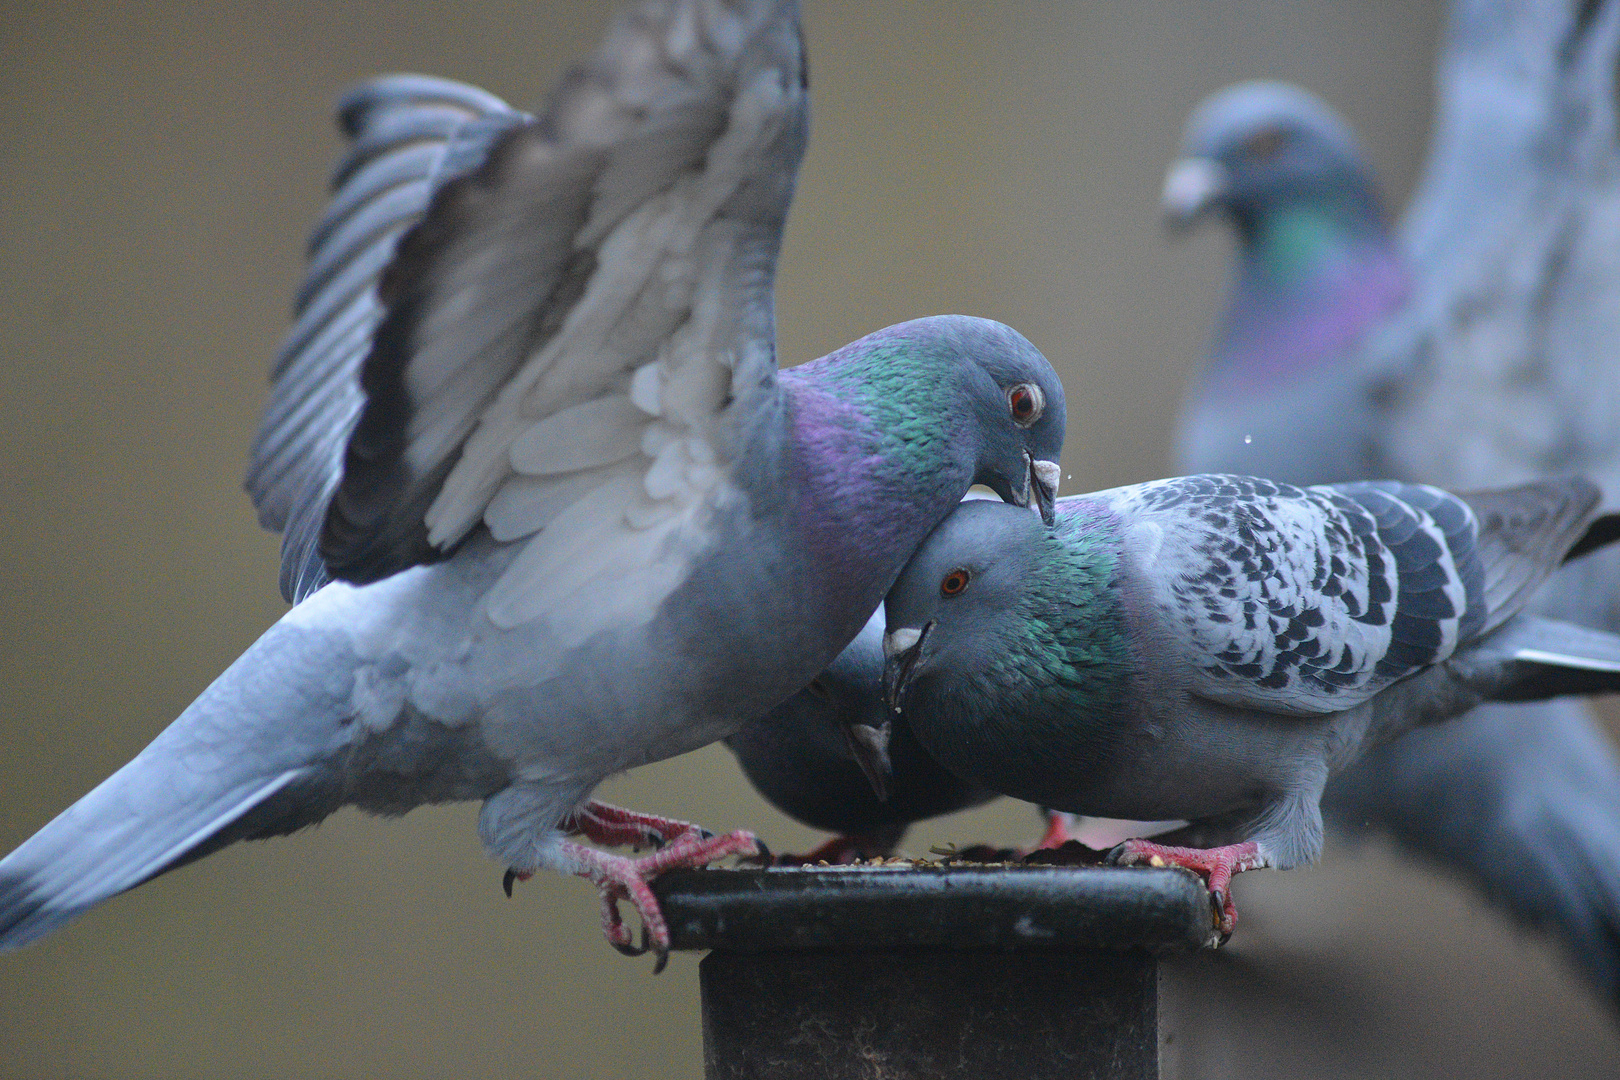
left=776, top=368, right=972, bottom=630
left=1212, top=240, right=1410, bottom=397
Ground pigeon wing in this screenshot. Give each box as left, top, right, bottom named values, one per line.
left=256, top=0, right=807, bottom=643
left=1111, top=475, right=1485, bottom=715
left=248, top=75, right=530, bottom=603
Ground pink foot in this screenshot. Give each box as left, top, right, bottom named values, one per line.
left=1032, top=811, right=1081, bottom=851
left=563, top=800, right=709, bottom=850
left=505, top=828, right=765, bottom=972
left=1107, top=838, right=1267, bottom=937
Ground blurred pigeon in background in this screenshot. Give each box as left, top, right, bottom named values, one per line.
left=0, top=0, right=1067, bottom=964
left=1164, top=82, right=1410, bottom=484
left=880, top=477, right=1620, bottom=937
left=1167, top=0, right=1620, bottom=1006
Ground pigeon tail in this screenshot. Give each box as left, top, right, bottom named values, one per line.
left=0, top=768, right=310, bottom=950
left=1465, top=615, right=1620, bottom=702
left=0, top=624, right=357, bottom=950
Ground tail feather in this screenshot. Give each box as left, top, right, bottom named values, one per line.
left=1468, top=615, right=1620, bottom=701
left=0, top=766, right=308, bottom=949
left=0, top=622, right=357, bottom=950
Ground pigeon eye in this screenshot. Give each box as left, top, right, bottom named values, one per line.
left=1242, top=126, right=1288, bottom=159
left=805, top=677, right=833, bottom=703
left=940, top=568, right=972, bottom=597
left=1007, top=383, right=1043, bottom=428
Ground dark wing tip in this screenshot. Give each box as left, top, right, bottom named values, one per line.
left=248, top=73, right=526, bottom=595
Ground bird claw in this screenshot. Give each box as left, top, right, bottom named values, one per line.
left=1106, top=837, right=1264, bottom=938
left=606, top=920, right=668, bottom=975
left=737, top=837, right=772, bottom=866
left=609, top=921, right=657, bottom=961
left=502, top=867, right=532, bottom=898
left=549, top=827, right=763, bottom=970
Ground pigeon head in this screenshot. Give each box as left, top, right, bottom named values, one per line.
left=879, top=498, right=1133, bottom=801
left=881, top=499, right=1131, bottom=705
left=809, top=315, right=1066, bottom=524
left=946, top=317, right=1066, bottom=524
left=1163, top=81, right=1386, bottom=259
left=882, top=499, right=1050, bottom=710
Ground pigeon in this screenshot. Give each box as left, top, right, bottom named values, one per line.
left=1162, top=80, right=1409, bottom=485
left=878, top=476, right=1620, bottom=937
left=0, top=0, right=1066, bottom=965
left=1168, top=32, right=1620, bottom=1006
left=723, top=609, right=997, bottom=862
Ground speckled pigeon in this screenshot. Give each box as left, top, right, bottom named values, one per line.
left=0, top=0, right=1065, bottom=964
left=880, top=476, right=1620, bottom=937
left=1169, top=16, right=1620, bottom=1007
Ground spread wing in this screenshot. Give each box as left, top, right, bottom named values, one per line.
left=1379, top=2, right=1620, bottom=519
left=248, top=75, right=530, bottom=603
left=1110, top=475, right=1485, bottom=714
left=249, top=0, right=808, bottom=643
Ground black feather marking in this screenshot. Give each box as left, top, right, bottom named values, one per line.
left=246, top=75, right=529, bottom=599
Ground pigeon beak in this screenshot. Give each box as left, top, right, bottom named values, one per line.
left=1161, top=156, right=1229, bottom=230
left=882, top=622, right=932, bottom=712
left=1018, top=451, right=1059, bottom=525
left=841, top=720, right=893, bottom=802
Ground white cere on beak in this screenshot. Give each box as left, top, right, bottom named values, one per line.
left=1161, top=157, right=1230, bottom=221
left=1034, top=460, right=1061, bottom=497
left=884, top=627, right=923, bottom=660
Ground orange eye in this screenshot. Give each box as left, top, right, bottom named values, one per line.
left=940, top=568, right=971, bottom=597
left=1242, top=126, right=1287, bottom=159
left=1007, top=383, right=1043, bottom=427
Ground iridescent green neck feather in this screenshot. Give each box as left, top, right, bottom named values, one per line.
left=1249, top=199, right=1378, bottom=289
left=1002, top=507, right=1135, bottom=717
left=807, top=335, right=975, bottom=471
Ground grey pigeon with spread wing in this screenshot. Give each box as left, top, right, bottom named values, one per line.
left=880, top=477, right=1620, bottom=937
left=0, top=0, right=1066, bottom=963
left=1168, top=11, right=1620, bottom=1006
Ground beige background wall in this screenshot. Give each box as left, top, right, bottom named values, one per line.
left=2, top=3, right=1615, bottom=1077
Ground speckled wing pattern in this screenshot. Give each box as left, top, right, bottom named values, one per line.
left=1109, top=475, right=1485, bottom=715
left=247, top=75, right=529, bottom=603
left=251, top=0, right=808, bottom=643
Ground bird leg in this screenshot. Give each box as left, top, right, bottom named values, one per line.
left=506, top=828, right=765, bottom=972
left=563, top=800, right=712, bottom=851
left=1032, top=811, right=1082, bottom=851
left=1107, top=838, right=1267, bottom=937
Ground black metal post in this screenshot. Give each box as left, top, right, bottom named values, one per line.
left=654, top=864, right=1213, bottom=1080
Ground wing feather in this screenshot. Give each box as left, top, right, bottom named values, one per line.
left=1456, top=478, right=1603, bottom=633
left=247, top=74, right=530, bottom=601
left=267, top=0, right=806, bottom=651
left=1112, top=476, right=1489, bottom=714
